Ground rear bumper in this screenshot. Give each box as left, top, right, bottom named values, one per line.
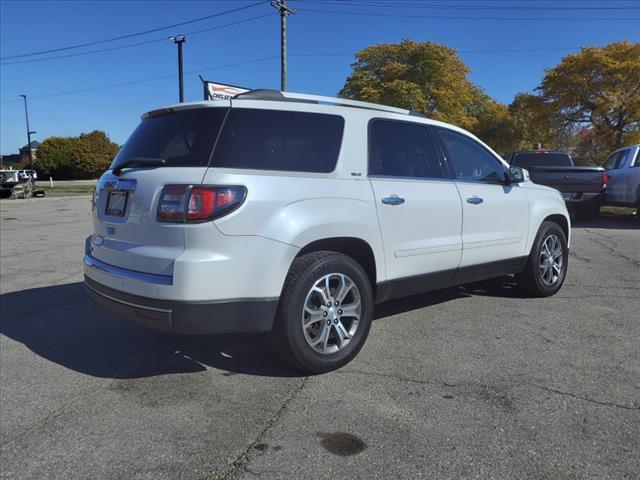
left=85, top=276, right=278, bottom=335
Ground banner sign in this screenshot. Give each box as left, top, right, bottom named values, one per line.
left=202, top=80, right=250, bottom=100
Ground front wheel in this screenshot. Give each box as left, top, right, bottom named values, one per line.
left=516, top=221, right=569, bottom=297
left=270, top=251, right=374, bottom=374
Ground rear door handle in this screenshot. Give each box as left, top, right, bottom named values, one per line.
left=382, top=195, right=405, bottom=205
left=466, top=196, right=484, bottom=205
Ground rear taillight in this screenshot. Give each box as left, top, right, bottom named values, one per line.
left=602, top=172, right=608, bottom=190
left=157, top=185, right=246, bottom=223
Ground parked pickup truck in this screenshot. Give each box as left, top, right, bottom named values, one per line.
left=601, top=144, right=640, bottom=211
left=507, top=150, right=607, bottom=221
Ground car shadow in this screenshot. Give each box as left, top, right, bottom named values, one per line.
left=0, top=283, right=302, bottom=379
left=1, top=277, right=525, bottom=379
left=573, top=213, right=639, bottom=230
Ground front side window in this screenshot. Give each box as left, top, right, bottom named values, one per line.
left=436, top=128, right=506, bottom=183
left=368, top=119, right=442, bottom=179
left=212, top=109, right=344, bottom=173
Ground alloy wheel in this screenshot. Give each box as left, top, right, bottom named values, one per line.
left=302, top=273, right=361, bottom=355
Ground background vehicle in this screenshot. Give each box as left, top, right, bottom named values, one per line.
left=0, top=170, right=20, bottom=198
left=601, top=144, right=640, bottom=210
left=84, top=90, right=570, bottom=373
left=507, top=150, right=607, bottom=221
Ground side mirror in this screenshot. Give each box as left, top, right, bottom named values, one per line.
left=507, top=166, right=528, bottom=184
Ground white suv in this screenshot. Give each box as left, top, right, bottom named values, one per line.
left=84, top=90, right=571, bottom=373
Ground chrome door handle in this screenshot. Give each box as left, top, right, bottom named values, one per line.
left=466, top=196, right=484, bottom=205
left=382, top=195, right=405, bottom=205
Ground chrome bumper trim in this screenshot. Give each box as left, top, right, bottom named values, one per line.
left=84, top=254, right=173, bottom=286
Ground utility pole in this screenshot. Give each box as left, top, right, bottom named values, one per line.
left=169, top=35, right=186, bottom=102
left=271, top=0, right=295, bottom=91
left=19, top=94, right=36, bottom=167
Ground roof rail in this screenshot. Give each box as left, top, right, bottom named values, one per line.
left=235, top=89, right=421, bottom=117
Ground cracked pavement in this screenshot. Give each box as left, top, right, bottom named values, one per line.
left=1, top=196, right=639, bottom=479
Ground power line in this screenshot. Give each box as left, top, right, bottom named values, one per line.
left=1, top=47, right=588, bottom=104
left=292, top=0, right=640, bottom=11
left=0, top=13, right=276, bottom=66
left=0, top=56, right=280, bottom=104
left=0, top=1, right=266, bottom=61
left=295, top=6, right=640, bottom=21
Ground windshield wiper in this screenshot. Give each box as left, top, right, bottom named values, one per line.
left=113, top=157, right=166, bottom=176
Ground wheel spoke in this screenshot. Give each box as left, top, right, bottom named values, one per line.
left=322, top=325, right=332, bottom=352
left=311, top=323, right=330, bottom=347
left=325, top=275, right=332, bottom=300
left=335, top=321, right=352, bottom=345
left=304, top=312, right=324, bottom=328
left=340, top=302, right=360, bottom=318
left=335, top=275, right=354, bottom=304
left=312, top=286, right=329, bottom=305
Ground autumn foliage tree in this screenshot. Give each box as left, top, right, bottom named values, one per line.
left=339, top=40, right=478, bottom=129
left=539, top=41, right=640, bottom=151
left=36, top=130, right=119, bottom=179
left=340, top=40, right=522, bottom=154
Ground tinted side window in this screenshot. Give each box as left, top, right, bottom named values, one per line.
left=212, top=109, right=344, bottom=173
left=437, top=128, right=505, bottom=183
left=369, top=120, right=442, bottom=179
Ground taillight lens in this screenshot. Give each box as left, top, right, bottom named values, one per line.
left=602, top=172, right=608, bottom=190
left=157, top=185, right=246, bottom=223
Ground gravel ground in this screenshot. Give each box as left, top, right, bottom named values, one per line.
left=1, top=195, right=638, bottom=480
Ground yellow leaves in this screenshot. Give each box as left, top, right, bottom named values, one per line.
left=540, top=41, right=640, bottom=148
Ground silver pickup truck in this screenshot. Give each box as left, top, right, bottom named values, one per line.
left=601, top=144, right=640, bottom=211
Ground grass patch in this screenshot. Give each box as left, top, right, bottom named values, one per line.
left=600, top=206, right=636, bottom=216
left=36, top=184, right=95, bottom=196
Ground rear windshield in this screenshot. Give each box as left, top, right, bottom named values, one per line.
left=511, top=152, right=572, bottom=168
left=111, top=108, right=227, bottom=169
left=111, top=107, right=344, bottom=173
left=212, top=108, right=344, bottom=173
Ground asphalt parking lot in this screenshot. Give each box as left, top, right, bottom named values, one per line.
left=1, top=195, right=638, bottom=480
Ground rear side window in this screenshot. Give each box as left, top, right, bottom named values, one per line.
left=212, top=109, right=344, bottom=173
left=368, top=119, right=442, bottom=179
left=111, top=108, right=227, bottom=169
left=511, top=152, right=572, bottom=168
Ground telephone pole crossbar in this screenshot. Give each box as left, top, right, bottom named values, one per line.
left=271, top=0, right=295, bottom=92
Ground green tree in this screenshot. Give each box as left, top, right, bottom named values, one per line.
left=467, top=88, right=520, bottom=156
left=339, top=39, right=524, bottom=154
left=70, top=131, right=119, bottom=179
left=34, top=131, right=118, bottom=180
left=539, top=41, right=640, bottom=150
left=339, top=40, right=478, bottom=130
left=35, top=136, right=75, bottom=179
left=508, top=93, right=554, bottom=149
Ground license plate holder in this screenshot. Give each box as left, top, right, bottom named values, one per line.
left=106, top=191, right=128, bottom=217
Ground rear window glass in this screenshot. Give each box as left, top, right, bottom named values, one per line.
left=111, top=108, right=226, bottom=169
left=212, top=109, right=344, bottom=173
left=369, top=119, right=442, bottom=178
left=511, top=153, right=572, bottom=168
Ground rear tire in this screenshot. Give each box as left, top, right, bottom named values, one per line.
left=270, top=251, right=374, bottom=374
left=516, top=221, right=568, bottom=297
